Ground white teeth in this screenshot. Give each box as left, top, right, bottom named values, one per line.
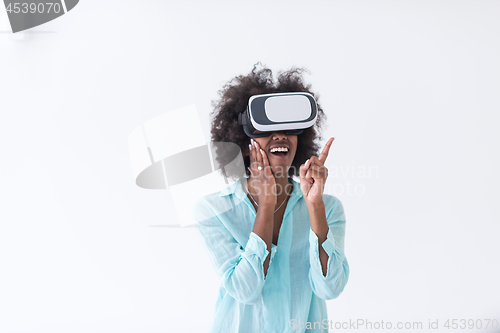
left=270, top=147, right=289, bottom=153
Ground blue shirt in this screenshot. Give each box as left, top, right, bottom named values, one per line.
left=193, top=178, right=349, bottom=333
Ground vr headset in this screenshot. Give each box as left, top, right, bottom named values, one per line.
left=237, top=92, right=318, bottom=138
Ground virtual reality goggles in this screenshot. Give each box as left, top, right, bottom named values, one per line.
left=237, top=92, right=318, bottom=138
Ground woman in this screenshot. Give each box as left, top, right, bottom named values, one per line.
left=193, top=65, right=349, bottom=332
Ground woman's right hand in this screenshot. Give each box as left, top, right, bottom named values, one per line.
left=248, top=139, right=277, bottom=207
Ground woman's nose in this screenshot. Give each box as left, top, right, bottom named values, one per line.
left=272, top=132, right=287, bottom=140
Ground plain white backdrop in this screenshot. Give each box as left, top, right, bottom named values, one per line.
left=1, top=1, right=499, bottom=332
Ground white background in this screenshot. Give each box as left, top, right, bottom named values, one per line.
left=1, top=1, right=499, bottom=332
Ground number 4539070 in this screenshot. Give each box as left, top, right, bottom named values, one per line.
left=444, top=319, right=498, bottom=330
left=6, top=3, right=62, bottom=14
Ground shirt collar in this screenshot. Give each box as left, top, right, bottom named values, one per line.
left=219, top=178, right=243, bottom=197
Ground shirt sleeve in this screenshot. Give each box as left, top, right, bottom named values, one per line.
left=194, top=200, right=270, bottom=305
left=308, top=197, right=350, bottom=300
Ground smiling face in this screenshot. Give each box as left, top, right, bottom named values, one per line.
left=251, top=132, right=298, bottom=178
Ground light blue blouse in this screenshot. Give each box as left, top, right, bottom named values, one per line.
left=193, top=178, right=349, bottom=333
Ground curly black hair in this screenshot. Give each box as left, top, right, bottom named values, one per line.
left=210, top=63, right=326, bottom=179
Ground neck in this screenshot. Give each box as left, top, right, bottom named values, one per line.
left=246, top=174, right=291, bottom=204
left=274, top=175, right=290, bottom=190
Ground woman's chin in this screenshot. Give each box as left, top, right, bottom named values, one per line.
left=270, top=164, right=291, bottom=178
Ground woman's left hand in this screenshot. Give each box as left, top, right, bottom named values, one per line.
left=299, top=137, right=334, bottom=206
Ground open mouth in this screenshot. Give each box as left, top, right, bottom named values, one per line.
left=269, top=147, right=289, bottom=157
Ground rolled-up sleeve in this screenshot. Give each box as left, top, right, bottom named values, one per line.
left=195, top=201, right=270, bottom=304
left=308, top=197, right=350, bottom=300
left=218, top=231, right=270, bottom=304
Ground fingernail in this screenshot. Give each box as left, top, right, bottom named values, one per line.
left=249, top=144, right=252, bottom=150
left=260, top=149, right=263, bottom=154
left=306, top=159, right=309, bottom=164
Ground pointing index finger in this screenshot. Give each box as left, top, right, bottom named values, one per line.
left=318, top=137, right=335, bottom=163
